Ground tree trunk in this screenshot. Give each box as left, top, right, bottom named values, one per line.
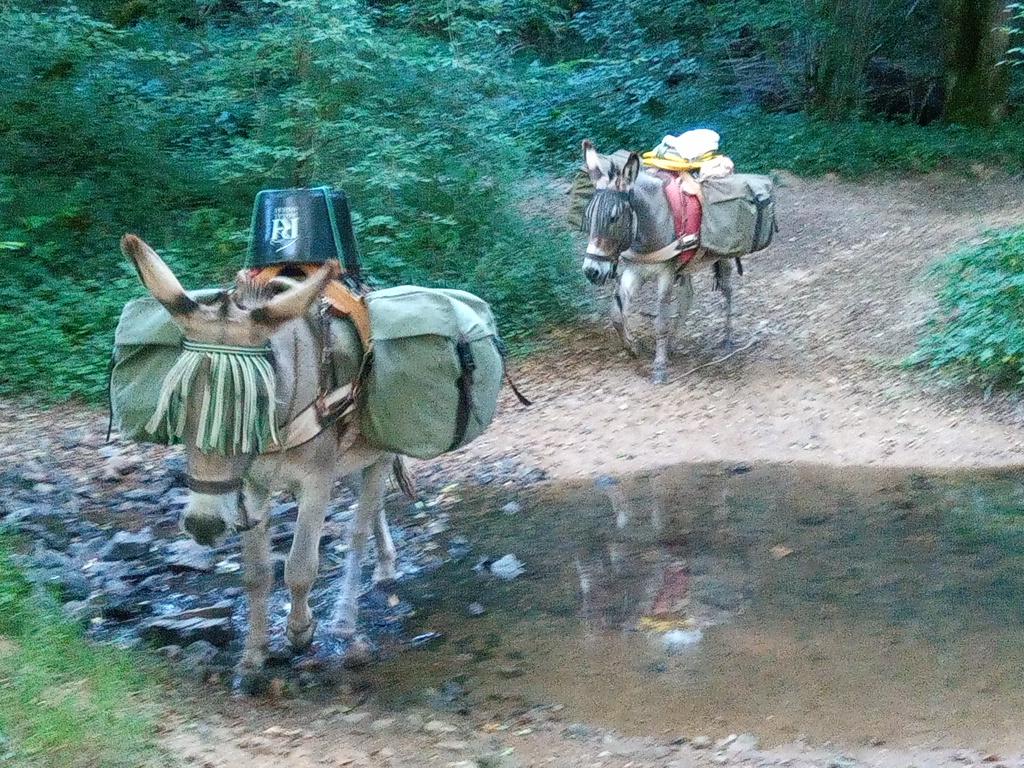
left=943, top=0, right=1011, bottom=126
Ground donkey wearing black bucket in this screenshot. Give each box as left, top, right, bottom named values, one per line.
left=121, top=234, right=402, bottom=681
left=580, top=140, right=740, bottom=384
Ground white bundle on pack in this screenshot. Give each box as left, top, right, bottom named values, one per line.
left=655, top=129, right=721, bottom=161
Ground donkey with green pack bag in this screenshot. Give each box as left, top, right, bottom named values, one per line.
left=112, top=233, right=514, bottom=684
left=115, top=234, right=412, bottom=687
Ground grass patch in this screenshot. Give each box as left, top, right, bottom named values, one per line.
left=909, top=226, right=1024, bottom=389
left=0, top=539, right=169, bottom=767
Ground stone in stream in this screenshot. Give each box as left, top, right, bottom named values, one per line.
left=122, top=481, right=172, bottom=503
left=142, top=616, right=234, bottom=647
left=163, top=539, right=215, bottom=572
left=182, top=640, right=220, bottom=667
left=489, top=554, right=525, bottom=580
left=563, top=723, right=599, bottom=740
left=163, top=454, right=186, bottom=482
left=62, top=598, right=104, bottom=623
left=601, top=734, right=673, bottom=760
left=103, top=594, right=152, bottom=621
left=447, top=535, right=471, bottom=560
left=30, top=546, right=73, bottom=571
left=500, top=501, right=522, bottom=516
left=662, top=628, right=703, bottom=653
left=100, top=529, right=155, bottom=561
left=102, top=453, right=142, bottom=481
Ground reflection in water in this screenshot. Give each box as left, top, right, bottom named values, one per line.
left=364, top=464, right=1024, bottom=750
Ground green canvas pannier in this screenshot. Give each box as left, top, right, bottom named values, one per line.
left=357, top=286, right=504, bottom=460
left=110, top=290, right=219, bottom=444
left=112, top=285, right=504, bottom=461
left=699, top=173, right=778, bottom=258
left=110, top=292, right=363, bottom=445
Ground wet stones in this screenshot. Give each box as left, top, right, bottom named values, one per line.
left=100, top=529, right=155, bottom=561
left=163, top=539, right=215, bottom=572
left=55, top=569, right=92, bottom=601
left=101, top=452, right=142, bottom=482
left=447, top=535, right=471, bottom=560
left=181, top=639, right=221, bottom=669
left=103, top=594, right=152, bottom=621
left=489, top=554, right=525, bottom=580
left=142, top=616, right=234, bottom=647
left=662, top=628, right=704, bottom=653
left=564, top=723, right=599, bottom=740
left=121, top=482, right=173, bottom=503
left=141, top=603, right=235, bottom=647
left=500, top=501, right=522, bottom=516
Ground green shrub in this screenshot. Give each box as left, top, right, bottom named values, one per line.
left=911, top=227, right=1024, bottom=387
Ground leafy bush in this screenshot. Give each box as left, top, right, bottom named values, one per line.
left=911, top=227, right=1024, bottom=387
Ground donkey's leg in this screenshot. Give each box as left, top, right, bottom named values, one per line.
left=671, top=274, right=695, bottom=355
left=718, top=258, right=735, bottom=349
left=372, top=506, right=398, bottom=585
left=329, top=456, right=390, bottom=638
left=239, top=489, right=273, bottom=672
left=611, top=266, right=640, bottom=357
left=284, top=479, right=332, bottom=651
left=652, top=265, right=677, bottom=385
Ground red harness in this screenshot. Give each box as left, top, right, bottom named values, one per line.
left=655, top=171, right=702, bottom=265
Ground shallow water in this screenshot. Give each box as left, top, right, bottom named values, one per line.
left=362, top=463, right=1024, bottom=750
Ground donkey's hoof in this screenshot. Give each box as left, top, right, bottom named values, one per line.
left=652, top=369, right=668, bottom=385
left=372, top=562, right=398, bottom=586
left=328, top=619, right=357, bottom=640
left=286, top=617, right=317, bottom=651
left=342, top=636, right=374, bottom=669
left=233, top=666, right=272, bottom=697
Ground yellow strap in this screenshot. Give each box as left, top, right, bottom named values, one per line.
left=640, top=150, right=720, bottom=172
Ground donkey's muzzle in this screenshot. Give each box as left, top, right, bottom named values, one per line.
left=584, top=265, right=606, bottom=285
left=183, top=514, right=227, bottom=546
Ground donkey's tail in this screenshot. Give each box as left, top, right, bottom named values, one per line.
left=393, top=456, right=417, bottom=499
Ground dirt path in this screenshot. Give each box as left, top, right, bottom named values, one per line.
left=440, top=170, right=1024, bottom=481
left=160, top=688, right=1016, bottom=768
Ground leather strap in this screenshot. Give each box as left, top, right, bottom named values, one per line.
left=249, top=262, right=373, bottom=352
left=449, top=337, right=476, bottom=451
left=622, top=234, right=699, bottom=264
left=247, top=263, right=368, bottom=453
left=261, top=383, right=357, bottom=453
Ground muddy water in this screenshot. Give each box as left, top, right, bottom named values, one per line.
left=363, top=463, right=1024, bottom=750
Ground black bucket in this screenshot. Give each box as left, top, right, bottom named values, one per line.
left=246, top=186, right=362, bottom=282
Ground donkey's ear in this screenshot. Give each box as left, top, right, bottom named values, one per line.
left=250, top=261, right=339, bottom=327
left=583, top=139, right=605, bottom=182
left=618, top=152, right=641, bottom=189
left=121, top=234, right=198, bottom=316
